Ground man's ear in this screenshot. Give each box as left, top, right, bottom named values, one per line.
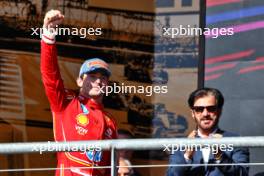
left=191, top=109, right=195, bottom=120
left=76, top=77, right=83, bottom=88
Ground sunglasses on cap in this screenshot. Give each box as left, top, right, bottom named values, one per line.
left=192, top=105, right=218, bottom=113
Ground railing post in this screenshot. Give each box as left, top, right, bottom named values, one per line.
left=111, top=147, right=118, bottom=176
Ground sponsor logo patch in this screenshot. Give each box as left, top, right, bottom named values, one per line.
left=76, top=114, right=89, bottom=127
left=75, top=125, right=88, bottom=135
left=86, top=150, right=102, bottom=162
left=105, top=128, right=113, bottom=138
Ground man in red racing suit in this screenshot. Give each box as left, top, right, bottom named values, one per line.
left=41, top=10, right=117, bottom=176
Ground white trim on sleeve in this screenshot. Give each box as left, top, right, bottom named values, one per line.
left=41, top=27, right=56, bottom=44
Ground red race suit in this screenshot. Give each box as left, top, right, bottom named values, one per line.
left=41, top=39, right=117, bottom=176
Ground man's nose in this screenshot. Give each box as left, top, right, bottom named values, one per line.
left=202, top=108, right=209, bottom=116
left=95, top=77, right=102, bottom=83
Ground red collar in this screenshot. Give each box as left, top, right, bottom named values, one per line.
left=78, top=95, right=104, bottom=110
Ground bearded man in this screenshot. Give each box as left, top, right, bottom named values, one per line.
left=167, top=87, right=249, bottom=176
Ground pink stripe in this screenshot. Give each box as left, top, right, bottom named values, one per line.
left=205, top=73, right=223, bottom=81
left=42, top=34, right=55, bottom=41
left=206, top=21, right=264, bottom=38
left=233, top=21, right=264, bottom=33
left=207, top=0, right=242, bottom=7
left=252, top=57, right=264, bottom=64
left=206, top=50, right=254, bottom=65
left=205, top=63, right=237, bottom=73
left=238, top=64, right=264, bottom=74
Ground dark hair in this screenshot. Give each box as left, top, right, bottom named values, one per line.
left=188, top=87, right=224, bottom=109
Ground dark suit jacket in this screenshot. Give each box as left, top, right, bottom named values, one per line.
left=167, top=129, right=249, bottom=176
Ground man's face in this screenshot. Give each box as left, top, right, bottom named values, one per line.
left=191, top=95, right=221, bottom=132
left=79, top=72, right=108, bottom=98
left=118, top=159, right=132, bottom=176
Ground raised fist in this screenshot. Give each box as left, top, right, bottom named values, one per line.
left=184, top=130, right=198, bottom=160
left=43, top=9, right=64, bottom=29
left=188, top=130, right=197, bottom=139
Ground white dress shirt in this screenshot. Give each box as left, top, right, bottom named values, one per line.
left=184, top=128, right=219, bottom=164
left=198, top=128, right=218, bottom=163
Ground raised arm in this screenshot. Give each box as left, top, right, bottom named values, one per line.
left=41, top=10, right=68, bottom=112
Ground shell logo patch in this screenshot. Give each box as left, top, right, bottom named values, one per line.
left=76, top=114, right=89, bottom=127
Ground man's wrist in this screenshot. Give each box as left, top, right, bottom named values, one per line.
left=184, top=152, right=192, bottom=161
left=41, top=27, right=56, bottom=44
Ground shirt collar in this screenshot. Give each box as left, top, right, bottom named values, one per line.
left=198, top=127, right=218, bottom=138
left=78, top=95, right=104, bottom=110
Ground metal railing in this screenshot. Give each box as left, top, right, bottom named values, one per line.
left=0, top=136, right=264, bottom=175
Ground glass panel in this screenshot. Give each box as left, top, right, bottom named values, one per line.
left=182, top=0, right=193, bottom=7
left=205, top=0, right=264, bottom=175
left=156, top=0, right=175, bottom=8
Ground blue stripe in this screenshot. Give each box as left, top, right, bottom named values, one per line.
left=207, top=6, right=264, bottom=24
left=81, top=103, right=89, bottom=114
